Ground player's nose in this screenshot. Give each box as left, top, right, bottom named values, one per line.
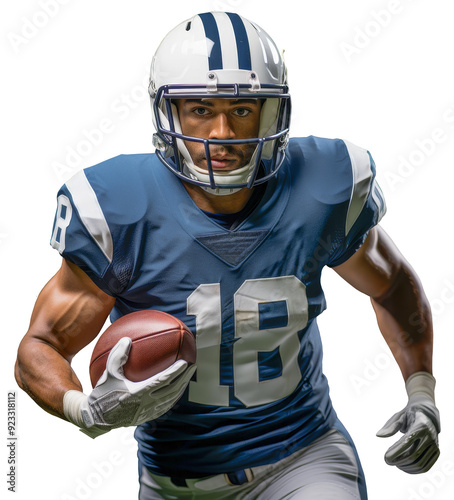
left=208, top=113, right=235, bottom=140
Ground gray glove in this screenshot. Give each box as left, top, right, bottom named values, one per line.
left=376, top=372, right=440, bottom=474
left=64, top=337, right=196, bottom=438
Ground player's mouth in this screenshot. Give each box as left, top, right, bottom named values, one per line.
left=189, top=143, right=256, bottom=172
left=209, top=156, right=237, bottom=170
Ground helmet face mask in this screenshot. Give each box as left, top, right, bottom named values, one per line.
left=149, top=12, right=291, bottom=194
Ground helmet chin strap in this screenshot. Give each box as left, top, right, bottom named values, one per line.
left=182, top=162, right=247, bottom=196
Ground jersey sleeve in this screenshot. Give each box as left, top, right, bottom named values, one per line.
left=49, top=169, right=120, bottom=296
left=327, top=140, right=386, bottom=267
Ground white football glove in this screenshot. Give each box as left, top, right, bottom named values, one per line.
left=376, top=371, right=440, bottom=474
left=63, top=337, right=196, bottom=438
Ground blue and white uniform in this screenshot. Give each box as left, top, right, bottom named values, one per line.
left=51, top=136, right=385, bottom=496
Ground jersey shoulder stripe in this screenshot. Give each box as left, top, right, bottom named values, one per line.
left=65, top=170, right=113, bottom=263
left=286, top=136, right=386, bottom=267
left=343, top=139, right=376, bottom=236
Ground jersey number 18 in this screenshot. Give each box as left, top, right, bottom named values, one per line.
left=187, top=276, right=308, bottom=408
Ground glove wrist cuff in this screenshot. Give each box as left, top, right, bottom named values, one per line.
left=405, top=371, right=436, bottom=403
left=63, top=390, right=88, bottom=428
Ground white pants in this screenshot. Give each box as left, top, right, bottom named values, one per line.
left=138, top=426, right=367, bottom=499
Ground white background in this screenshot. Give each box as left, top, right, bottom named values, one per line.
left=2, top=1, right=454, bottom=499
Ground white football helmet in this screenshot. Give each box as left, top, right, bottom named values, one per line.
left=149, top=12, right=291, bottom=195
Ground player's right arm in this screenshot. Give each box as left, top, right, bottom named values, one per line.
left=16, top=258, right=196, bottom=438
left=15, top=258, right=115, bottom=420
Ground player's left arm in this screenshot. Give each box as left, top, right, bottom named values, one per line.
left=333, top=225, right=440, bottom=474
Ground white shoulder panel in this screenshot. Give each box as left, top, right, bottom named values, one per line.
left=343, top=140, right=373, bottom=236
left=65, top=170, right=114, bottom=263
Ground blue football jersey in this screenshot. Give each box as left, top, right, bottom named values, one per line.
left=50, top=136, right=385, bottom=476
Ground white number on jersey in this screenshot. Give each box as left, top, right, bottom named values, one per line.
left=50, top=194, right=72, bottom=254
left=187, top=276, right=308, bottom=407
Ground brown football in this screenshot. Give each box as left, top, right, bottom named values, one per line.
left=89, top=310, right=196, bottom=387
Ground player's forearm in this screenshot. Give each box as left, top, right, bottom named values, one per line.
left=15, top=336, right=83, bottom=420
left=370, top=262, right=433, bottom=380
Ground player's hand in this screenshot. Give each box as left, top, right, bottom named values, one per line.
left=65, top=337, right=196, bottom=438
left=376, top=372, right=440, bottom=474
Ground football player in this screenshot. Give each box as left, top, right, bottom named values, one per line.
left=15, top=12, right=440, bottom=500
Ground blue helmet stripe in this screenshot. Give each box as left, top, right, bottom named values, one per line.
left=199, top=12, right=223, bottom=70
left=226, top=12, right=252, bottom=70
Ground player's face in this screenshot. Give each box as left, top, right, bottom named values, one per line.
left=175, top=98, right=262, bottom=172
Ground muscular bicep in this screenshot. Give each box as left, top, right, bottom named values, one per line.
left=332, top=225, right=405, bottom=298
left=16, top=259, right=115, bottom=417
left=25, top=259, right=115, bottom=360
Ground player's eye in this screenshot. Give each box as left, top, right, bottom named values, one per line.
left=233, top=108, right=252, bottom=117
left=193, top=107, right=210, bottom=116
